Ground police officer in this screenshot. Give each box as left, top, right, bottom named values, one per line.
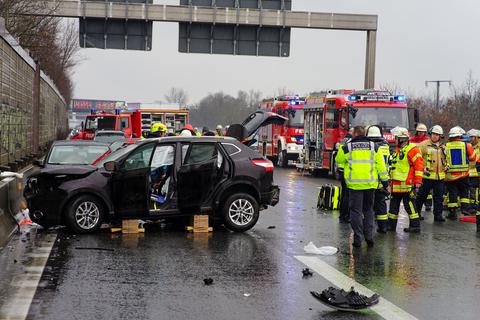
left=415, top=125, right=447, bottom=222
left=366, top=125, right=390, bottom=233
left=336, top=126, right=389, bottom=247
left=466, top=129, right=480, bottom=215
left=335, top=128, right=354, bottom=223
left=388, top=127, right=424, bottom=233
left=445, top=126, right=477, bottom=220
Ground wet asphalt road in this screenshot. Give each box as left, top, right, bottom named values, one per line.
left=1, top=168, right=480, bottom=320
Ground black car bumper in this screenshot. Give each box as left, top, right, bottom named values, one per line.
left=260, top=185, right=280, bottom=207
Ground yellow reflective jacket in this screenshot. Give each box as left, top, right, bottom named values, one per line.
left=469, top=141, right=480, bottom=178
left=336, top=136, right=389, bottom=190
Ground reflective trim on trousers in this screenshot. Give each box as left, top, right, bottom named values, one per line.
left=376, top=214, right=388, bottom=221
left=460, top=198, right=470, bottom=204
left=447, top=202, right=459, bottom=208
left=388, top=213, right=398, bottom=220
left=408, top=200, right=420, bottom=219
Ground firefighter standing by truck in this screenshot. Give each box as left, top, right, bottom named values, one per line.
left=415, top=125, right=447, bottom=222
left=444, top=126, right=477, bottom=220
left=366, top=125, right=390, bottom=233
left=410, top=123, right=433, bottom=213
left=387, top=127, right=424, bottom=233
left=466, top=129, right=480, bottom=216
left=335, top=128, right=353, bottom=223
left=336, top=126, right=389, bottom=247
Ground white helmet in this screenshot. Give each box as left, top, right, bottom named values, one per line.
left=392, top=126, right=410, bottom=138
left=416, top=123, right=428, bottom=132
left=467, top=129, right=480, bottom=137
left=366, top=125, right=382, bottom=138
left=180, top=129, right=193, bottom=137
left=430, top=125, right=443, bottom=135
left=216, top=125, right=223, bottom=130
left=449, top=126, right=465, bottom=138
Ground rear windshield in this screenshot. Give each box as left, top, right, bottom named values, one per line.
left=85, top=116, right=116, bottom=131
left=47, top=145, right=109, bottom=165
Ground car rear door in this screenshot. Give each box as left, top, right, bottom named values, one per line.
left=112, top=142, right=156, bottom=218
left=177, top=142, right=222, bottom=213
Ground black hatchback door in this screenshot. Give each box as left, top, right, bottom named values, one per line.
left=177, top=142, right=224, bottom=213
left=112, top=142, right=156, bottom=218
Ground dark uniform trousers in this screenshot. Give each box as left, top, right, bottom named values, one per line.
left=348, top=189, right=375, bottom=244
left=446, top=177, right=470, bottom=213
left=416, top=179, right=445, bottom=219
left=373, top=189, right=388, bottom=231
left=339, top=173, right=350, bottom=222
left=388, top=193, right=420, bottom=230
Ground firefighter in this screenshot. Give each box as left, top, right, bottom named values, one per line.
left=410, top=123, right=433, bottom=212
left=335, top=128, right=353, bottom=223
left=336, top=126, right=389, bottom=247
left=216, top=125, right=224, bottom=136
left=467, top=129, right=480, bottom=216
left=387, top=127, right=424, bottom=233
left=150, top=122, right=167, bottom=138
left=366, top=125, right=390, bottom=233
left=415, top=125, right=447, bottom=222
left=444, top=126, right=477, bottom=220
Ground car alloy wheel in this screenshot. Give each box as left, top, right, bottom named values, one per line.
left=75, top=201, right=100, bottom=230
left=228, top=199, right=254, bottom=226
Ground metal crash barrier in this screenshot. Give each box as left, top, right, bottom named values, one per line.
left=0, top=176, right=23, bottom=248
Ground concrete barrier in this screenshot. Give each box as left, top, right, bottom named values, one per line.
left=0, top=176, right=23, bottom=248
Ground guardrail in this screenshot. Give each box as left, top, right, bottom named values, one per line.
left=0, top=176, right=23, bottom=248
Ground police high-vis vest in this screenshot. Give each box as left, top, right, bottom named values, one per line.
left=446, top=141, right=469, bottom=173
left=340, top=139, right=389, bottom=190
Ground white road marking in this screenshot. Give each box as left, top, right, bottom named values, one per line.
left=295, top=255, right=418, bottom=320
left=0, top=233, right=57, bottom=320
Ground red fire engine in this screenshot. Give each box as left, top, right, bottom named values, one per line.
left=257, top=96, right=305, bottom=167
left=297, top=89, right=418, bottom=176
left=71, top=108, right=189, bottom=140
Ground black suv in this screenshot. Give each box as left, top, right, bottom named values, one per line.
left=25, top=111, right=285, bottom=233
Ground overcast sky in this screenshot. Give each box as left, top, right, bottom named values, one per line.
left=71, top=0, right=480, bottom=103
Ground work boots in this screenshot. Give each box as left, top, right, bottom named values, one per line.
left=403, top=219, right=421, bottom=233
left=434, top=214, right=446, bottom=222
left=376, top=221, right=387, bottom=234
left=387, top=219, right=397, bottom=232
left=446, top=209, right=457, bottom=221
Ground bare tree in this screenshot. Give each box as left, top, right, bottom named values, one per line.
left=164, top=87, right=188, bottom=106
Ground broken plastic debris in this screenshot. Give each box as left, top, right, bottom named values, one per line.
left=302, top=268, right=313, bottom=277
left=0, top=171, right=23, bottom=179
left=303, top=242, right=338, bottom=255
left=243, top=293, right=251, bottom=297
left=203, top=278, right=213, bottom=285
left=310, top=286, right=380, bottom=311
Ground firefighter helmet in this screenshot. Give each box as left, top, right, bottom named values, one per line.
left=392, top=126, right=410, bottom=138
left=430, top=125, right=443, bottom=135
left=151, top=123, right=167, bottom=133
left=467, top=129, right=480, bottom=137
left=448, top=126, right=465, bottom=138
left=366, top=125, right=382, bottom=138
left=415, top=123, right=428, bottom=132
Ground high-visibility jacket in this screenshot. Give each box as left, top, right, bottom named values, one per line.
left=418, top=139, right=447, bottom=180
left=335, top=137, right=352, bottom=171
left=391, top=143, right=423, bottom=193
left=336, top=136, right=389, bottom=190
left=468, top=141, right=480, bottom=178
left=376, top=142, right=390, bottom=189
left=445, top=139, right=477, bottom=181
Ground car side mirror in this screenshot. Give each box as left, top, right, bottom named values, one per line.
left=104, top=161, right=118, bottom=172
left=33, top=159, right=44, bottom=168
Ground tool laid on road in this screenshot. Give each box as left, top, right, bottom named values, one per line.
left=310, top=286, right=380, bottom=311
left=317, top=184, right=341, bottom=210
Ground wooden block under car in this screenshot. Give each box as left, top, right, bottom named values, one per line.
left=186, top=215, right=212, bottom=233
left=121, top=219, right=144, bottom=234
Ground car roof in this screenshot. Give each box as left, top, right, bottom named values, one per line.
left=94, top=130, right=125, bottom=135
left=52, top=140, right=110, bottom=147
left=146, top=136, right=239, bottom=143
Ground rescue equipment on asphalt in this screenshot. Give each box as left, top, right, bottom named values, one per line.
left=317, top=184, right=341, bottom=210
left=310, top=286, right=380, bottom=311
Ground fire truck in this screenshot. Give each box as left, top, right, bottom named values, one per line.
left=297, top=89, right=419, bottom=176
left=257, top=96, right=305, bottom=167
left=71, top=107, right=190, bottom=140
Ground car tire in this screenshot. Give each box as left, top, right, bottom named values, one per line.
left=65, top=195, right=104, bottom=234
left=277, top=143, right=288, bottom=167
left=222, top=193, right=259, bottom=232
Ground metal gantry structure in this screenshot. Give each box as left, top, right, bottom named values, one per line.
left=29, top=1, right=379, bottom=88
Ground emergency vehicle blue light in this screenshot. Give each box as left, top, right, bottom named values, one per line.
left=394, top=95, right=406, bottom=102
left=90, top=108, right=96, bottom=114
left=347, top=95, right=357, bottom=101
left=290, top=100, right=297, bottom=105
left=114, top=108, right=121, bottom=115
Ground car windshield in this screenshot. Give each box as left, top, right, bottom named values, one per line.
left=288, top=109, right=304, bottom=128
left=85, top=116, right=116, bottom=131
left=47, top=145, right=109, bottom=165
left=94, top=132, right=126, bottom=144
left=349, top=107, right=409, bottom=129
left=96, top=144, right=138, bottom=167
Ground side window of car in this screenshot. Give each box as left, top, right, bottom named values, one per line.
left=151, top=145, right=175, bottom=169
left=181, top=143, right=190, bottom=164
left=122, top=143, right=155, bottom=171
left=221, top=143, right=241, bottom=156
left=184, top=143, right=217, bottom=165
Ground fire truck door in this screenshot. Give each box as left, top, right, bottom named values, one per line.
left=324, top=101, right=338, bottom=150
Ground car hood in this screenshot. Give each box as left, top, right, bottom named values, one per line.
left=226, top=110, right=287, bottom=141
left=31, top=165, right=98, bottom=178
